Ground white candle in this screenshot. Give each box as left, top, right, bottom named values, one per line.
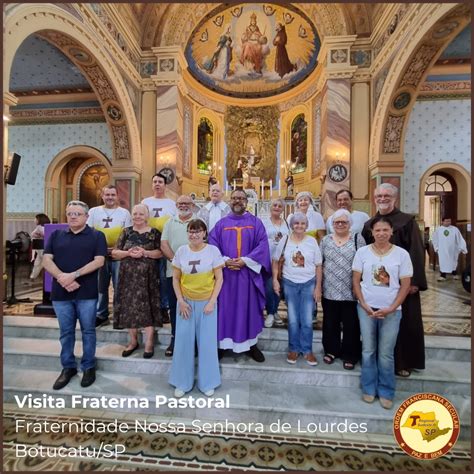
left=270, top=180, right=272, bottom=199
left=261, top=180, right=264, bottom=199
left=233, top=179, right=236, bottom=190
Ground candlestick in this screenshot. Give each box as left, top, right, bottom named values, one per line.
left=269, top=180, right=272, bottom=199
left=233, top=179, right=236, bottom=190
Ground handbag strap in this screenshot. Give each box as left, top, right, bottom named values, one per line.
left=280, top=234, right=289, bottom=258
left=354, top=232, right=358, bottom=251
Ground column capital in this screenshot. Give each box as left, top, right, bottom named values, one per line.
left=3, top=92, right=18, bottom=109
left=150, top=46, right=187, bottom=88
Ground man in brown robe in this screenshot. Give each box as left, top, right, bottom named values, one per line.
left=362, top=183, right=427, bottom=377
left=273, top=23, right=295, bottom=78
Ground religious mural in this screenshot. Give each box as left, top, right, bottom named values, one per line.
left=197, top=118, right=214, bottom=174
left=185, top=3, right=321, bottom=98
left=290, top=113, right=307, bottom=173
left=80, top=164, right=109, bottom=208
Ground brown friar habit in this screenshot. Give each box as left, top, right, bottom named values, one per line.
left=362, top=208, right=427, bottom=372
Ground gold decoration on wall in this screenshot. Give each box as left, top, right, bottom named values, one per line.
left=225, top=106, right=279, bottom=183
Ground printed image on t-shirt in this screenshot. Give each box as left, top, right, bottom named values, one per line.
left=291, top=250, right=305, bottom=267
left=372, top=264, right=390, bottom=287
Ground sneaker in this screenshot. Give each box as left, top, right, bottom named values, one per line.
left=95, top=318, right=109, bottom=328
left=204, top=389, right=215, bottom=397
left=303, top=353, right=318, bottom=366
left=174, top=388, right=185, bottom=398
left=80, top=368, right=96, bottom=388
left=286, top=351, right=299, bottom=364
left=264, top=314, right=274, bottom=328
left=362, top=394, right=375, bottom=403
left=248, top=345, right=265, bottom=363
left=379, top=397, right=393, bottom=409
left=453, top=275, right=460, bottom=280
left=53, top=368, right=77, bottom=390
left=437, top=276, right=447, bottom=282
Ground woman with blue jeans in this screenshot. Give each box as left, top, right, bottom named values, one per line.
left=273, top=212, right=322, bottom=366
left=352, top=216, right=412, bottom=409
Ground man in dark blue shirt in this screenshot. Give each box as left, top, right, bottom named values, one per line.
left=44, top=201, right=107, bottom=390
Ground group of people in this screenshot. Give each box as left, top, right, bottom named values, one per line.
left=41, top=175, right=467, bottom=409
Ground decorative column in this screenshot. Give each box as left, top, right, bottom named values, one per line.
left=140, top=87, right=157, bottom=200
left=151, top=46, right=187, bottom=199
left=317, top=36, right=357, bottom=218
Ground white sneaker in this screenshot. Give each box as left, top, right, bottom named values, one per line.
left=453, top=275, right=460, bottom=280
left=437, top=276, right=447, bottom=282
left=204, top=389, right=214, bottom=397
left=174, top=388, right=185, bottom=398
left=264, top=314, right=274, bottom=328
left=274, top=313, right=284, bottom=326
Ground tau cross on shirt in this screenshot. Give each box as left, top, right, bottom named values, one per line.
left=102, top=217, right=113, bottom=228
left=153, top=208, right=163, bottom=217
left=188, top=260, right=201, bottom=274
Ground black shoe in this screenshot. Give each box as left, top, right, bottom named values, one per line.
left=161, top=308, right=170, bottom=324
left=81, top=368, right=96, bottom=387
left=95, top=318, right=109, bottom=328
left=248, top=345, right=265, bottom=363
left=218, top=349, right=225, bottom=360
left=53, top=368, right=77, bottom=390
left=165, top=343, right=174, bottom=357
left=122, top=344, right=139, bottom=357
left=143, top=350, right=154, bottom=359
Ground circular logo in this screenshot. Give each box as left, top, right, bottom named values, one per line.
left=328, top=164, right=348, bottom=183
left=393, top=393, right=460, bottom=460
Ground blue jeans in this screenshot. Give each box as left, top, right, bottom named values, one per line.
left=97, top=258, right=120, bottom=319
left=158, top=258, right=169, bottom=309
left=52, top=299, right=97, bottom=371
left=265, top=276, right=280, bottom=315
left=357, top=304, right=401, bottom=400
left=282, top=277, right=315, bottom=354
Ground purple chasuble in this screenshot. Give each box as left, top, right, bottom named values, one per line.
left=208, top=212, right=271, bottom=352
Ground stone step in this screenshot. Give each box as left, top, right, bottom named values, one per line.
left=4, top=337, right=471, bottom=396
left=4, top=316, right=471, bottom=361
left=4, top=366, right=471, bottom=440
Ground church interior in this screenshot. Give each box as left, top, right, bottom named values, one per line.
left=2, top=2, right=472, bottom=471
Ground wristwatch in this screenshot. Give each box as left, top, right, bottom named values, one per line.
left=74, top=270, right=81, bottom=279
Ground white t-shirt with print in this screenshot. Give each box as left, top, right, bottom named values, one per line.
left=87, top=206, right=132, bottom=229
left=274, top=235, right=322, bottom=284
left=352, top=245, right=413, bottom=310
left=141, top=197, right=177, bottom=218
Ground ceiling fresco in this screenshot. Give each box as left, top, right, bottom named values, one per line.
left=184, top=3, right=321, bottom=98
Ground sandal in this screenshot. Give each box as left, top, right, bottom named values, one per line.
left=323, top=354, right=336, bottom=364
left=396, top=369, right=411, bottom=377
left=343, top=361, right=355, bottom=370
left=165, top=344, right=174, bottom=357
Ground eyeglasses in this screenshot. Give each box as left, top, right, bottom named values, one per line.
left=375, top=194, right=394, bottom=199
left=333, top=221, right=349, bottom=226
left=187, top=230, right=204, bottom=235
left=66, top=212, right=85, bottom=217
left=231, top=197, right=247, bottom=201
left=177, top=202, right=193, bottom=206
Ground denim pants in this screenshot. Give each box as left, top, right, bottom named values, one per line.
left=265, top=276, right=280, bottom=315
left=97, top=258, right=120, bottom=319
left=169, top=298, right=221, bottom=393
left=52, top=299, right=97, bottom=371
left=282, top=277, right=315, bottom=354
left=357, top=304, right=401, bottom=400
left=158, top=258, right=169, bottom=309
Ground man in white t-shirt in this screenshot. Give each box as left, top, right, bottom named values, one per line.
left=141, top=173, right=177, bottom=323
left=87, top=185, right=131, bottom=327
left=197, top=183, right=231, bottom=232
left=326, top=189, right=369, bottom=235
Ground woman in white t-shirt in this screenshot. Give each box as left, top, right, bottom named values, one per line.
left=352, top=216, right=413, bottom=410
left=273, top=212, right=322, bottom=366
left=286, top=192, right=326, bottom=243
left=169, top=219, right=224, bottom=398
left=261, top=198, right=290, bottom=328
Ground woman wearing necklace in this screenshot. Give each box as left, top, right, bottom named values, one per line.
left=112, top=204, right=162, bottom=358
left=320, top=209, right=365, bottom=370
left=169, top=219, right=224, bottom=398
left=272, top=212, right=322, bottom=366
left=261, top=198, right=290, bottom=328
left=352, top=216, right=413, bottom=409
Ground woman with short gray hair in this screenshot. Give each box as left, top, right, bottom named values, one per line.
left=286, top=192, right=326, bottom=242
left=320, top=209, right=365, bottom=370
left=272, top=212, right=322, bottom=366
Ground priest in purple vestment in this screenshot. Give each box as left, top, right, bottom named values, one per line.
left=208, top=189, right=271, bottom=362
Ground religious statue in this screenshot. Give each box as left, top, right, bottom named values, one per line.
left=285, top=170, right=294, bottom=198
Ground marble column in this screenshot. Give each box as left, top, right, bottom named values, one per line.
left=140, top=89, right=157, bottom=199
left=317, top=36, right=357, bottom=218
